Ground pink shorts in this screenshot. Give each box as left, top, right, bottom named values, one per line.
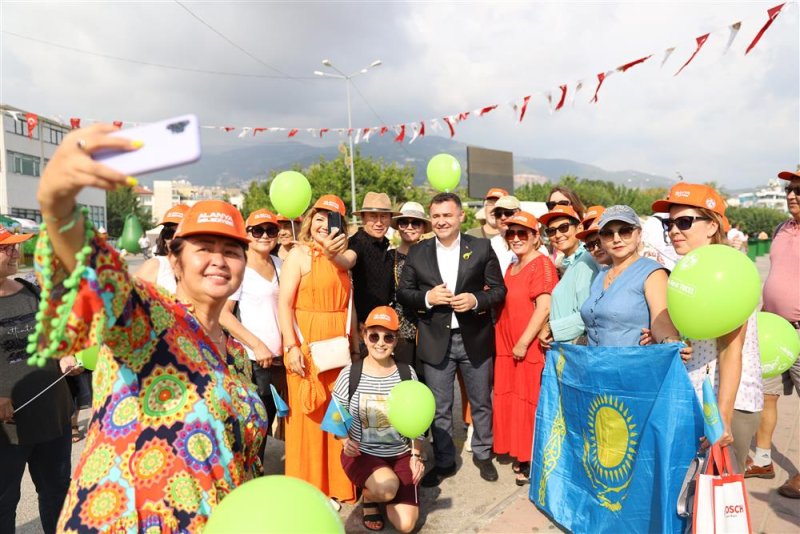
left=341, top=451, right=418, bottom=506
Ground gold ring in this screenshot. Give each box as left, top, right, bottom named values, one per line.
left=77, top=139, right=87, bottom=151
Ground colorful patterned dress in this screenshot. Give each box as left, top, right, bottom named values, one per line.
left=34, top=236, right=267, bottom=533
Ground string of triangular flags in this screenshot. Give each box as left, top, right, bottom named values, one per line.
left=6, top=3, right=790, bottom=143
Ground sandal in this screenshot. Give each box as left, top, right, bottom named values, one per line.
left=71, top=425, right=83, bottom=443
left=362, top=502, right=384, bottom=532
left=515, top=462, right=531, bottom=486
left=512, top=460, right=521, bottom=474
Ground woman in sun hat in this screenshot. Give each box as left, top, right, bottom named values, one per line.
left=32, top=124, right=267, bottom=532
left=134, top=203, right=190, bottom=293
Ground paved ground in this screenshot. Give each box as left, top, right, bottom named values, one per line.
left=14, top=254, right=800, bottom=533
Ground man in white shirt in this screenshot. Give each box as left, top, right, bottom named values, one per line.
left=489, top=195, right=521, bottom=275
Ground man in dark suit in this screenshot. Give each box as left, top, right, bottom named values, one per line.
left=397, top=192, right=506, bottom=485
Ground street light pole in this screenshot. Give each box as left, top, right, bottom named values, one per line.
left=314, top=59, right=382, bottom=216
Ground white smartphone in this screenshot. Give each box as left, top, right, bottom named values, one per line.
left=92, top=114, right=201, bottom=176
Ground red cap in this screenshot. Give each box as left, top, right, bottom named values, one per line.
left=506, top=211, right=540, bottom=232
left=364, top=306, right=399, bottom=331
left=159, top=204, right=190, bottom=226
left=651, top=182, right=730, bottom=231
left=312, top=195, right=346, bottom=216
left=174, top=200, right=249, bottom=245
left=576, top=221, right=601, bottom=240
left=777, top=170, right=800, bottom=181
left=485, top=187, right=509, bottom=200
left=0, top=225, right=33, bottom=245
left=581, top=205, right=605, bottom=226
left=539, top=205, right=581, bottom=226
left=246, top=209, right=278, bottom=227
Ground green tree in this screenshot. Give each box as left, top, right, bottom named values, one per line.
left=726, top=207, right=787, bottom=237
left=106, top=188, right=152, bottom=237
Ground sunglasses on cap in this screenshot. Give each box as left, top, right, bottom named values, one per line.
left=248, top=225, right=279, bottom=238
left=544, top=221, right=577, bottom=237
left=492, top=208, right=518, bottom=219
left=367, top=332, right=396, bottom=344
left=785, top=184, right=800, bottom=196
left=598, top=225, right=637, bottom=240
left=397, top=218, right=424, bottom=229
left=660, top=216, right=711, bottom=232
left=545, top=200, right=571, bottom=211
left=584, top=238, right=602, bottom=252
left=504, top=229, right=535, bottom=241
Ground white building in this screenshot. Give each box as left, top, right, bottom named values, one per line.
left=0, top=104, right=107, bottom=228
left=733, top=180, right=788, bottom=213
left=151, top=179, right=243, bottom=224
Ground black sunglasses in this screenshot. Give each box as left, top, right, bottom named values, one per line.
left=584, top=238, right=602, bottom=252
left=367, top=332, right=396, bottom=344
left=785, top=184, right=800, bottom=196
left=546, top=200, right=571, bottom=211
left=660, top=216, right=711, bottom=232
left=397, top=218, right=424, bottom=229
left=248, top=225, right=279, bottom=238
left=598, top=225, right=637, bottom=240
left=505, top=229, right=534, bottom=241
left=544, top=222, right=576, bottom=237
left=492, top=208, right=518, bottom=219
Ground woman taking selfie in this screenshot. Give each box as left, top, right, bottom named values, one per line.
left=278, top=194, right=357, bottom=507
left=134, top=203, right=190, bottom=293
left=33, top=124, right=266, bottom=532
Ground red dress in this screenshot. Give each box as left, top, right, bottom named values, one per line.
left=493, top=254, right=557, bottom=462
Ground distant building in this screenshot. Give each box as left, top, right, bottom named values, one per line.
left=0, top=104, right=107, bottom=228
left=151, top=179, right=243, bottom=224
left=731, top=180, right=788, bottom=213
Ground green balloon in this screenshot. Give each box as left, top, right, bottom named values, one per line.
left=204, top=476, right=343, bottom=533
left=118, top=214, right=143, bottom=253
left=269, top=171, right=312, bottom=219
left=667, top=244, right=760, bottom=340
left=426, top=154, right=461, bottom=192
left=76, top=345, right=99, bottom=371
left=387, top=381, right=436, bottom=439
left=757, top=312, right=800, bottom=379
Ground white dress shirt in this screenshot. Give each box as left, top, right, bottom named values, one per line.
left=425, top=234, right=462, bottom=329
left=490, top=234, right=517, bottom=276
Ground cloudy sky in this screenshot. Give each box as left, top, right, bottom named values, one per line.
left=2, top=1, right=798, bottom=188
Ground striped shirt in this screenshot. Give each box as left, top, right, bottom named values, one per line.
left=332, top=364, right=418, bottom=458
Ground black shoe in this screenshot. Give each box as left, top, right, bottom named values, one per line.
left=473, top=457, right=499, bottom=482
left=421, top=463, right=457, bottom=487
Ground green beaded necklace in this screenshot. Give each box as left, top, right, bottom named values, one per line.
left=26, top=207, right=95, bottom=368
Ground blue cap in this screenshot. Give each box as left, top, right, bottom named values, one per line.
left=597, top=205, right=641, bottom=229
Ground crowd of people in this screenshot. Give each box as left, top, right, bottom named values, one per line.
left=0, top=123, right=798, bottom=533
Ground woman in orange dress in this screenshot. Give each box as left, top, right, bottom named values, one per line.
left=278, top=195, right=357, bottom=507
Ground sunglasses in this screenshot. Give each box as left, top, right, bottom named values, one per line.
left=785, top=184, right=800, bottom=196
left=545, top=200, right=571, bottom=211
left=248, top=225, right=279, bottom=238
left=397, top=218, right=424, bottom=229
left=660, top=216, right=711, bottom=232
left=598, top=225, right=637, bottom=240
left=505, top=229, right=535, bottom=241
left=492, top=209, right=518, bottom=219
left=0, top=244, right=20, bottom=256
left=544, top=222, right=576, bottom=237
left=584, top=238, right=602, bottom=252
left=367, top=332, right=396, bottom=344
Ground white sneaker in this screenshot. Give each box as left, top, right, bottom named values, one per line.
left=465, top=424, right=473, bottom=453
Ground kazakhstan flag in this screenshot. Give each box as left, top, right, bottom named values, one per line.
left=530, top=343, right=703, bottom=533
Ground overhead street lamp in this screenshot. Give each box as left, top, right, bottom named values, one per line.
left=314, top=59, right=382, bottom=216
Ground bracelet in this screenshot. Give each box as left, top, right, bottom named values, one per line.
left=44, top=205, right=81, bottom=234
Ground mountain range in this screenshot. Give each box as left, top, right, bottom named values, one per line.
left=144, top=135, right=675, bottom=190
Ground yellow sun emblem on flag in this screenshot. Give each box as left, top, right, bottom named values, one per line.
left=582, top=394, right=639, bottom=512
left=703, top=402, right=720, bottom=427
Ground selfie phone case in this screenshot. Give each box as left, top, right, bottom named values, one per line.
left=92, top=114, right=201, bottom=176
left=327, top=211, right=344, bottom=233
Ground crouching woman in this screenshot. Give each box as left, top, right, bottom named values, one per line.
left=332, top=306, right=424, bottom=532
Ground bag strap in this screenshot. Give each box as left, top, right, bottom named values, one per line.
left=15, top=277, right=41, bottom=300
left=348, top=359, right=413, bottom=402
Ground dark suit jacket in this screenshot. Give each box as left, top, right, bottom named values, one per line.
left=397, top=233, right=506, bottom=365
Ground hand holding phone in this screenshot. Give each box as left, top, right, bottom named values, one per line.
left=327, top=211, right=344, bottom=234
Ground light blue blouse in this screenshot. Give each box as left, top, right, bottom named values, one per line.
left=581, top=257, right=667, bottom=346
left=549, top=245, right=600, bottom=342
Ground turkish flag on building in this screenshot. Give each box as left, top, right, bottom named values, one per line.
left=25, top=113, right=38, bottom=138
left=70, top=118, right=81, bottom=129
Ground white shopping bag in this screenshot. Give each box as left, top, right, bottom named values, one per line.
left=712, top=447, right=752, bottom=534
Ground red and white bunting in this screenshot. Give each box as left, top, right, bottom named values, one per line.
left=555, top=85, right=568, bottom=111
left=746, top=3, right=785, bottom=55
left=723, top=22, right=742, bottom=55
left=675, top=34, right=711, bottom=76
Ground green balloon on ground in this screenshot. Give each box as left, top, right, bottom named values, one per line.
left=269, top=171, right=312, bottom=219
left=667, top=244, right=760, bottom=340
left=426, top=154, right=461, bottom=192
left=757, top=312, right=800, bottom=379
left=76, top=345, right=99, bottom=371
left=204, top=476, right=343, bottom=533
left=118, top=214, right=143, bottom=253
left=387, top=381, right=436, bottom=438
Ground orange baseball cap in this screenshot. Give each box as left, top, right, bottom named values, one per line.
left=576, top=221, right=601, bottom=240
left=485, top=187, right=509, bottom=200
left=506, top=211, right=540, bottom=232
left=539, top=205, right=581, bottom=226
left=581, top=205, right=605, bottom=226
left=174, top=200, right=249, bottom=245
left=159, top=204, right=190, bottom=226
left=777, top=170, right=800, bottom=181
left=651, top=182, right=730, bottom=231
left=246, top=209, right=278, bottom=227
left=364, top=306, right=399, bottom=331
left=312, top=194, right=346, bottom=216
left=0, top=225, right=33, bottom=245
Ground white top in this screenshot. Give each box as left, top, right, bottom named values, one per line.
left=229, top=259, right=283, bottom=360
left=155, top=255, right=177, bottom=294
left=685, top=313, right=763, bottom=413
left=641, top=215, right=679, bottom=270
left=430, top=234, right=461, bottom=329
left=490, top=234, right=517, bottom=276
